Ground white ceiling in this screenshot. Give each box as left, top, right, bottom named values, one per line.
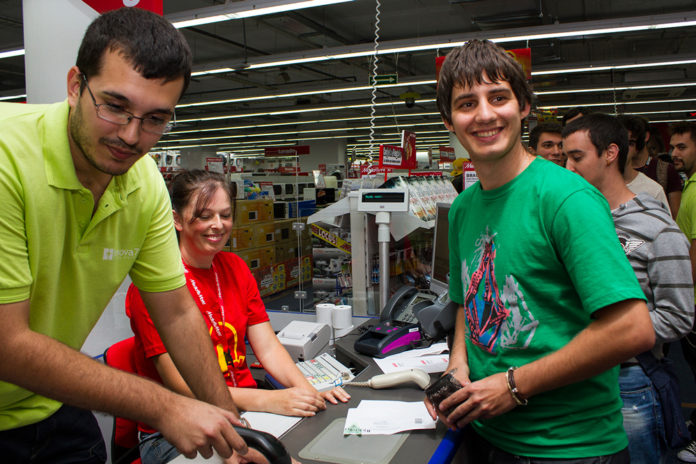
left=2, top=0, right=696, bottom=159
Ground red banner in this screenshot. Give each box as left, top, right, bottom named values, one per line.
left=401, top=130, right=417, bottom=169
left=82, top=0, right=162, bottom=15
left=506, top=48, right=532, bottom=80
left=264, top=146, right=310, bottom=157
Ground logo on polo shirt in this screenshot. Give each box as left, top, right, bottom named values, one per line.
left=103, top=248, right=140, bottom=260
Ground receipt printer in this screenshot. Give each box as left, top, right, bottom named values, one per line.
left=277, top=321, right=331, bottom=362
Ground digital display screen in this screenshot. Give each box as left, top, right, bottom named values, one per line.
left=361, top=191, right=406, bottom=203
left=431, top=204, right=451, bottom=294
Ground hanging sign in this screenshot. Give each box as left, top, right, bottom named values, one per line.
left=506, top=48, right=532, bottom=79
left=264, top=146, right=310, bottom=157
left=206, top=157, right=224, bottom=173
left=379, top=145, right=405, bottom=168
left=81, top=0, right=163, bottom=14
left=401, top=130, right=417, bottom=169
left=463, top=162, right=479, bottom=190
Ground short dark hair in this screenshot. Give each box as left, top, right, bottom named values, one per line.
left=670, top=122, right=696, bottom=145
left=618, top=115, right=649, bottom=151
left=437, top=39, right=533, bottom=125
left=529, top=122, right=562, bottom=150
left=562, top=113, right=629, bottom=174
left=76, top=8, right=192, bottom=97
left=562, top=107, right=592, bottom=126
left=170, top=170, right=234, bottom=223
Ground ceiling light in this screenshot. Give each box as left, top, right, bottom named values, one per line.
left=169, top=0, right=355, bottom=29
left=532, top=58, right=696, bottom=76
left=0, top=48, right=25, bottom=59
left=0, top=93, right=26, bottom=101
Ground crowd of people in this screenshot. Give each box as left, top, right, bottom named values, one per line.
left=2, top=6, right=696, bottom=464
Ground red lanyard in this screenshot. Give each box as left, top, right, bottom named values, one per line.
left=184, top=260, right=237, bottom=386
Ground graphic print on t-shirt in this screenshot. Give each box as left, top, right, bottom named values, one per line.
left=209, top=322, right=246, bottom=370
left=462, top=230, right=538, bottom=353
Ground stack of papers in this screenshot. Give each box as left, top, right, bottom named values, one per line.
left=374, top=342, right=449, bottom=374
left=344, top=400, right=437, bottom=435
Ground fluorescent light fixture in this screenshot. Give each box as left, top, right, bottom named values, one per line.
left=197, top=11, right=696, bottom=72
left=169, top=0, right=354, bottom=29
left=175, top=99, right=436, bottom=124
left=532, top=58, right=696, bottom=76
left=0, top=93, right=26, bottom=101
left=537, top=98, right=696, bottom=110
left=178, top=79, right=435, bottom=109
left=536, top=81, right=696, bottom=96
left=0, top=48, right=25, bottom=59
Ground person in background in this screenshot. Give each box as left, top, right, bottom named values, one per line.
left=619, top=115, right=682, bottom=218
left=127, top=169, right=350, bottom=464
left=563, top=113, right=693, bottom=464
left=528, top=121, right=564, bottom=166
left=0, top=8, right=249, bottom=463
left=669, top=122, right=696, bottom=463
left=428, top=38, right=652, bottom=463
left=562, top=106, right=592, bottom=126
left=451, top=157, right=466, bottom=193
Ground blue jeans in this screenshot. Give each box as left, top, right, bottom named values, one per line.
left=0, top=404, right=106, bottom=463
left=139, top=431, right=180, bottom=464
left=619, top=364, right=667, bottom=464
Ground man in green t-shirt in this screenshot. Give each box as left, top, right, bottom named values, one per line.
left=0, top=8, right=249, bottom=463
left=425, top=39, right=654, bottom=462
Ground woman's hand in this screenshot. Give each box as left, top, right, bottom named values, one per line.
left=264, top=387, right=326, bottom=417
left=319, top=386, right=351, bottom=404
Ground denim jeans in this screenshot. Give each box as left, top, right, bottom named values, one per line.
left=139, top=431, right=181, bottom=464
left=0, top=404, right=106, bottom=463
left=619, top=364, right=666, bottom=464
left=454, top=426, right=630, bottom=463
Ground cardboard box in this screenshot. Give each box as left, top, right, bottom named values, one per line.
left=234, top=199, right=274, bottom=226
left=237, top=246, right=275, bottom=271
left=229, top=226, right=253, bottom=250
left=251, top=221, right=276, bottom=248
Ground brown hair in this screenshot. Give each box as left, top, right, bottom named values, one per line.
left=169, top=170, right=234, bottom=223
left=437, top=39, right=534, bottom=125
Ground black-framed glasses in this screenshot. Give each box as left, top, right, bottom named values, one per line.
left=80, top=74, right=175, bottom=135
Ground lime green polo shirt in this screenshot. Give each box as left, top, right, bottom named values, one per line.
left=0, top=100, right=185, bottom=429
left=677, top=173, right=696, bottom=302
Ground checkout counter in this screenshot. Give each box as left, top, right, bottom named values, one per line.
left=247, top=321, right=454, bottom=464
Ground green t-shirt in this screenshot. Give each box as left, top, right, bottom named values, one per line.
left=0, top=101, right=185, bottom=430
left=677, top=173, right=696, bottom=300
left=448, top=157, right=645, bottom=458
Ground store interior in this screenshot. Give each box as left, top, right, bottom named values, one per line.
left=2, top=0, right=696, bottom=317
left=4, top=1, right=696, bottom=461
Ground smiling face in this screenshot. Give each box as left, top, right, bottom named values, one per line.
left=443, top=73, right=530, bottom=167
left=175, top=186, right=233, bottom=268
left=670, top=131, right=696, bottom=178
left=534, top=132, right=564, bottom=165
left=67, top=49, right=183, bottom=182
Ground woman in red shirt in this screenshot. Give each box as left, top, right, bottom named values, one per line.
left=127, top=169, right=349, bottom=464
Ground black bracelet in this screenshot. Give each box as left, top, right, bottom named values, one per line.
left=505, top=366, right=528, bottom=406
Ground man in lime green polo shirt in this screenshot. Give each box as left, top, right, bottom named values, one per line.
left=670, top=122, right=696, bottom=460
left=0, top=8, right=248, bottom=463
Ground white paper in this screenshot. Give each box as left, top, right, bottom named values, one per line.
left=381, top=342, right=449, bottom=359
left=241, top=411, right=302, bottom=438
left=375, top=354, right=449, bottom=374
left=343, top=400, right=437, bottom=435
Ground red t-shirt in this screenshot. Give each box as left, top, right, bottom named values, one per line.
left=126, top=252, right=270, bottom=424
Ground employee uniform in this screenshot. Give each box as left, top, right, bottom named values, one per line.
left=127, top=251, right=269, bottom=464
left=448, top=157, right=645, bottom=459
left=0, top=101, right=185, bottom=460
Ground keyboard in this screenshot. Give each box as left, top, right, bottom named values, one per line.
left=296, top=352, right=355, bottom=392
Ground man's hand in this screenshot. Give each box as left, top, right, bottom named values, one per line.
left=319, top=386, right=351, bottom=405
left=439, top=372, right=517, bottom=429
left=155, top=394, right=248, bottom=459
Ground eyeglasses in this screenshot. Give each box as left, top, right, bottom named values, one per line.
left=80, top=74, right=175, bottom=135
